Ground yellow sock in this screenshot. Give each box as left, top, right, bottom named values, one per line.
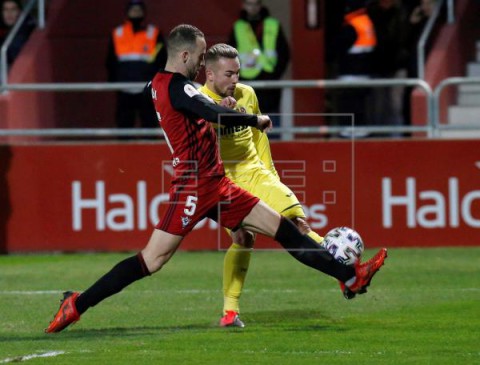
left=307, top=230, right=324, bottom=245
left=223, top=243, right=252, bottom=314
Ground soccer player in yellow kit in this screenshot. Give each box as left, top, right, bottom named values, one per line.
left=199, top=43, right=324, bottom=327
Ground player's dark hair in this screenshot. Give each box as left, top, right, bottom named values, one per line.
left=205, top=43, right=239, bottom=65
left=167, top=24, right=204, bottom=55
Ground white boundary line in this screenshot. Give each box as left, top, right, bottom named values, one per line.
left=0, top=351, right=65, bottom=363
left=0, top=289, right=300, bottom=295
left=0, top=288, right=478, bottom=296
left=0, top=290, right=62, bottom=295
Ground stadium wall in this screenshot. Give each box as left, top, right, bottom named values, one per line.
left=1, top=139, right=479, bottom=253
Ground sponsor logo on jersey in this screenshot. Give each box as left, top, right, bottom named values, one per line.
left=181, top=215, right=192, bottom=229
left=219, top=125, right=249, bottom=136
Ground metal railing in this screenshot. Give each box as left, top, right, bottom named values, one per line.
left=417, top=0, right=446, bottom=80
left=432, top=76, right=480, bottom=137
left=417, top=0, right=457, bottom=80
left=0, top=78, right=434, bottom=139
left=447, top=0, right=455, bottom=23
left=0, top=0, right=46, bottom=87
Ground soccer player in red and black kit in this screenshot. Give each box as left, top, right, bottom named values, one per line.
left=45, top=24, right=387, bottom=333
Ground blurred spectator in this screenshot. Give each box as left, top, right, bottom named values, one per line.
left=332, top=0, right=377, bottom=136
left=367, top=0, right=408, bottom=135
left=325, top=0, right=347, bottom=73
left=405, top=0, right=436, bottom=78
left=106, top=0, right=167, bottom=131
left=402, top=0, right=422, bottom=22
left=402, top=0, right=436, bottom=126
left=227, top=0, right=290, bottom=133
left=0, top=0, right=35, bottom=66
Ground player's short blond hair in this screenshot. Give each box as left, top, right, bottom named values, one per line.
left=205, top=43, right=239, bottom=66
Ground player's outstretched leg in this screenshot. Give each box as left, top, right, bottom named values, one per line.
left=286, top=215, right=387, bottom=299
left=45, top=229, right=182, bottom=333
left=272, top=216, right=387, bottom=297
left=45, top=253, right=150, bottom=333
left=274, top=217, right=354, bottom=277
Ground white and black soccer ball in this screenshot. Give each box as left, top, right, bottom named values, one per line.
left=322, top=227, right=364, bottom=266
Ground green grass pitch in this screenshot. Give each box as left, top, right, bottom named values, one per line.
left=0, top=247, right=479, bottom=364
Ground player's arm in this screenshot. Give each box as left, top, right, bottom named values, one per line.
left=249, top=87, right=280, bottom=178
left=170, top=75, right=271, bottom=131
left=252, top=128, right=280, bottom=179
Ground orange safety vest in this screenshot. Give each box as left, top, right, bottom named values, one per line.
left=112, top=21, right=159, bottom=62
left=344, top=9, right=376, bottom=54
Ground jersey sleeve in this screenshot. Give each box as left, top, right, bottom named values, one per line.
left=169, top=74, right=258, bottom=127
left=249, top=87, right=280, bottom=178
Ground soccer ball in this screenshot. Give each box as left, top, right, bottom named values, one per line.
left=322, top=227, right=364, bottom=266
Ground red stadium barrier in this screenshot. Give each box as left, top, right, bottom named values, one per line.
left=1, top=139, right=479, bottom=253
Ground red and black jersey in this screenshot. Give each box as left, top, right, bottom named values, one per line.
left=150, top=71, right=258, bottom=183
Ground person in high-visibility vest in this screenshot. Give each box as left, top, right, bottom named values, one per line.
left=227, top=0, right=289, bottom=134
left=367, top=0, right=408, bottom=135
left=106, top=0, right=167, bottom=132
left=333, top=0, right=377, bottom=136
left=337, top=0, right=377, bottom=78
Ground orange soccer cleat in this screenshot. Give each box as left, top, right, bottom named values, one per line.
left=341, top=248, right=388, bottom=300
left=219, top=310, right=245, bottom=328
left=45, top=291, right=81, bottom=333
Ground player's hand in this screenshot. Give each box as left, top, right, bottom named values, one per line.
left=256, top=115, right=272, bottom=132
left=220, top=96, right=237, bottom=109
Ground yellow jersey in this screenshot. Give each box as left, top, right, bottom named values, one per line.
left=199, top=83, right=321, bottom=239
left=199, top=83, right=278, bottom=181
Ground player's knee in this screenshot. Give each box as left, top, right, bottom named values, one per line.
left=292, top=217, right=311, bottom=235
left=146, top=261, right=162, bottom=274
left=232, top=229, right=256, bottom=248
left=241, top=231, right=255, bottom=248
left=141, top=250, right=173, bottom=274
left=141, top=256, right=161, bottom=274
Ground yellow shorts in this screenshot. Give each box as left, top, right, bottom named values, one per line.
left=226, top=165, right=305, bottom=220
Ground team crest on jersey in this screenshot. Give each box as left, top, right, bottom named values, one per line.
left=181, top=216, right=191, bottom=229
left=236, top=106, right=246, bottom=113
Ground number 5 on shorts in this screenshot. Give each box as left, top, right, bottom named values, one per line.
left=184, top=195, right=198, bottom=216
